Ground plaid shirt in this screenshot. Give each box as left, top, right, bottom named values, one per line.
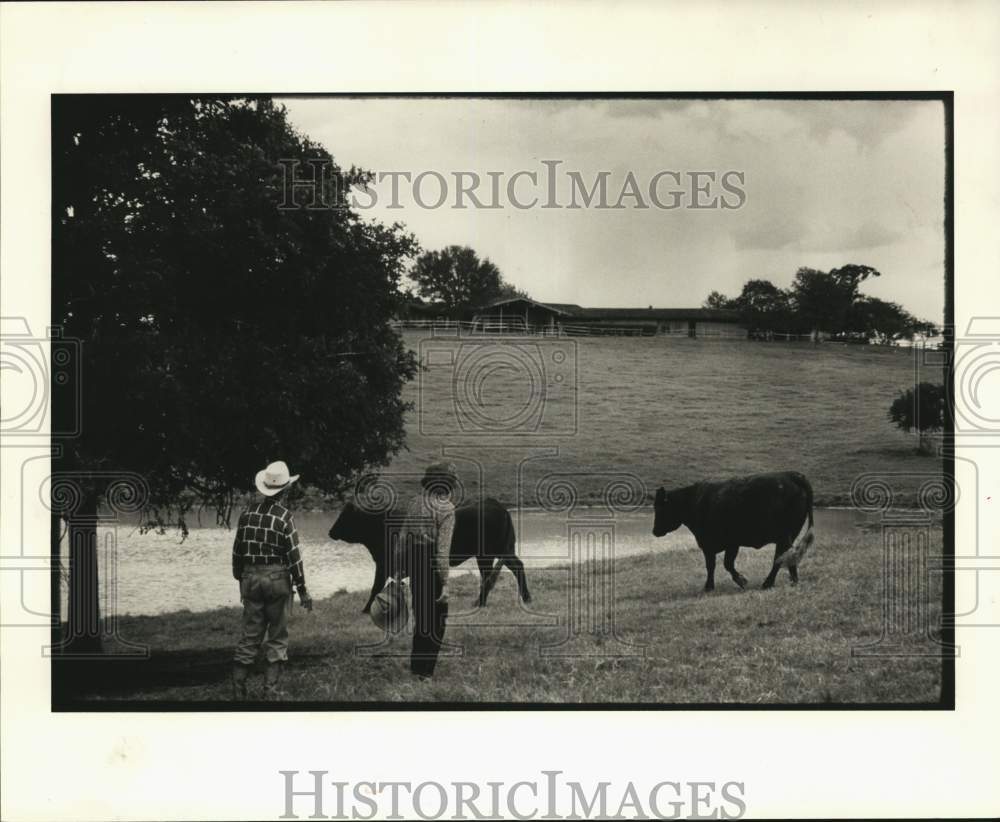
left=231, top=499, right=306, bottom=592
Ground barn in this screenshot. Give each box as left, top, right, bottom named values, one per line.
left=470, top=298, right=745, bottom=337
left=469, top=298, right=576, bottom=333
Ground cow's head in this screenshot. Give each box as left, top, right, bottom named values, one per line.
left=652, top=486, right=682, bottom=537
left=328, top=501, right=366, bottom=543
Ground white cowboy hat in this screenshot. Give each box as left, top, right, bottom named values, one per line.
left=254, top=460, right=300, bottom=497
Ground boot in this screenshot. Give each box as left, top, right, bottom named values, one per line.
left=264, top=661, right=284, bottom=699
left=231, top=663, right=250, bottom=701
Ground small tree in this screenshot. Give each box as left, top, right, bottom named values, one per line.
left=703, top=290, right=734, bottom=310
left=888, top=382, right=946, bottom=454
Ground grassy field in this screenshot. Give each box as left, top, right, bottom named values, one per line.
left=378, top=332, right=944, bottom=509
left=65, top=522, right=945, bottom=705
left=55, top=335, right=948, bottom=705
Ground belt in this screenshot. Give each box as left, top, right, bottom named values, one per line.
left=243, top=557, right=286, bottom=567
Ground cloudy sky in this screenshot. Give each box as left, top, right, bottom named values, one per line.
left=281, top=97, right=946, bottom=323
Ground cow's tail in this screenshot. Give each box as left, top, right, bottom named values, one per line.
left=502, top=508, right=516, bottom=559
left=779, top=477, right=814, bottom=569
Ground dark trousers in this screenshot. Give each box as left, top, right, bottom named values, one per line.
left=406, top=542, right=449, bottom=677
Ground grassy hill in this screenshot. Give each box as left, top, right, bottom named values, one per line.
left=373, top=333, right=944, bottom=509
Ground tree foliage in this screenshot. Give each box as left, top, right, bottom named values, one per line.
left=790, top=266, right=870, bottom=334
left=736, top=279, right=793, bottom=331
left=703, top=290, right=732, bottom=310
left=704, top=264, right=936, bottom=341
left=409, top=245, right=528, bottom=314
left=849, top=297, right=938, bottom=343
left=53, top=96, right=419, bottom=519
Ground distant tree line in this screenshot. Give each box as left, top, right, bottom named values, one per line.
left=704, top=265, right=938, bottom=342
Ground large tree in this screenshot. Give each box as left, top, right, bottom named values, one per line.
left=733, top=279, right=793, bottom=332
left=849, top=296, right=938, bottom=343
left=791, top=264, right=881, bottom=337
left=704, top=280, right=793, bottom=334
left=52, top=96, right=418, bottom=653
left=409, top=245, right=527, bottom=315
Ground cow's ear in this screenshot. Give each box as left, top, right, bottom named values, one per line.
left=655, top=487, right=666, bottom=503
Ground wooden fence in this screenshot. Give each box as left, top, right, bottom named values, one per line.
left=390, top=319, right=753, bottom=338
left=391, top=319, right=654, bottom=336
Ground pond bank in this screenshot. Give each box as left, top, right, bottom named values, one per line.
left=62, top=507, right=919, bottom=618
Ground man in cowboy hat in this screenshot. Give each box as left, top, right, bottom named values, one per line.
left=231, top=460, right=313, bottom=699
left=394, top=461, right=458, bottom=679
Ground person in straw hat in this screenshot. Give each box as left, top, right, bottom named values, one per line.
left=394, top=461, right=458, bottom=679
left=230, top=460, right=313, bottom=699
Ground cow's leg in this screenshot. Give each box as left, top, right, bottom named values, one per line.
left=763, top=539, right=792, bottom=589
left=478, top=558, right=503, bottom=606
left=723, top=546, right=747, bottom=589
left=703, top=549, right=716, bottom=592
left=504, top=555, right=532, bottom=603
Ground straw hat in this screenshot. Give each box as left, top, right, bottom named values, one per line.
left=254, top=460, right=300, bottom=497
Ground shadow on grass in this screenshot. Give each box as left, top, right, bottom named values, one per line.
left=51, top=647, right=334, bottom=703
left=52, top=529, right=947, bottom=707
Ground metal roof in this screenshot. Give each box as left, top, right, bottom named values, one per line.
left=476, top=298, right=739, bottom=322
left=478, top=297, right=577, bottom=315
left=571, top=307, right=741, bottom=321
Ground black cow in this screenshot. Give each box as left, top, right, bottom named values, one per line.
left=652, top=471, right=815, bottom=591
left=329, top=498, right=532, bottom=612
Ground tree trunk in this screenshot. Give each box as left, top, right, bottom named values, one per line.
left=51, top=510, right=63, bottom=648
left=63, top=491, right=102, bottom=655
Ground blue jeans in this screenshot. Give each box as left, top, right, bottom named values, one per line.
left=233, top=564, right=292, bottom=665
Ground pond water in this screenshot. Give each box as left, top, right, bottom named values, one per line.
left=59, top=507, right=876, bottom=617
